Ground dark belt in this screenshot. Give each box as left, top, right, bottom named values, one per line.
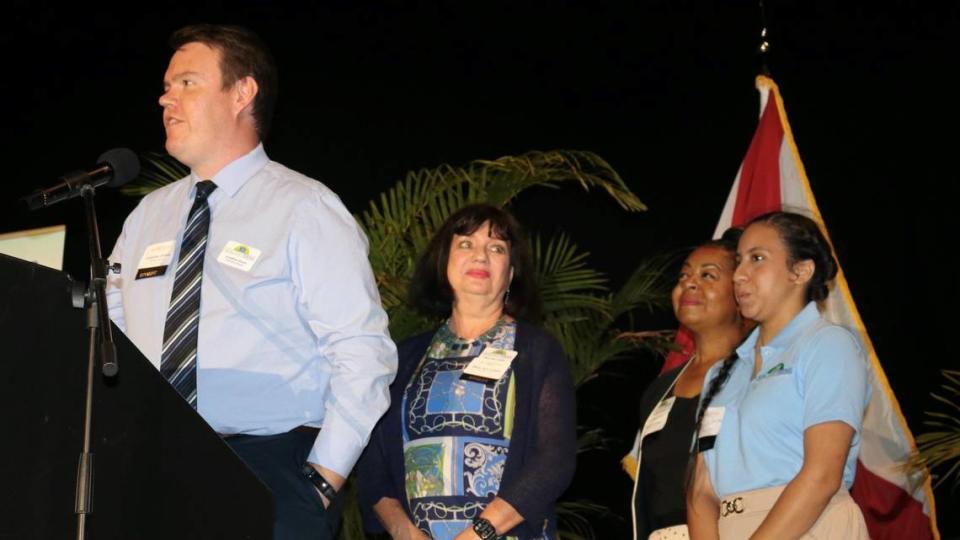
left=220, top=425, right=320, bottom=439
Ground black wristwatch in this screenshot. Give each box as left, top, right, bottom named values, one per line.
left=301, top=464, right=338, bottom=501
left=471, top=516, right=499, bottom=540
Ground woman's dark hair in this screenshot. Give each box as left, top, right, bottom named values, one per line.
left=170, top=24, right=278, bottom=139
left=748, top=211, right=838, bottom=303
left=673, top=227, right=742, bottom=286
left=697, top=227, right=742, bottom=256
left=408, top=203, right=541, bottom=321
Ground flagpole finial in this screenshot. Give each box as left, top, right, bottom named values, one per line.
left=759, top=28, right=770, bottom=54
left=758, top=0, right=772, bottom=76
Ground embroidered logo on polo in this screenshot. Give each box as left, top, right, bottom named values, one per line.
left=754, top=362, right=794, bottom=381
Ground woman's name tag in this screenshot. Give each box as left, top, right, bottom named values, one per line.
left=697, top=406, right=725, bottom=451
left=461, top=347, right=517, bottom=383
left=641, top=397, right=676, bottom=440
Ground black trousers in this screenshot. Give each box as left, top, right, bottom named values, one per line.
left=227, top=430, right=338, bottom=540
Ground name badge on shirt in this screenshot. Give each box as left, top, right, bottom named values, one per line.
left=697, top=405, right=725, bottom=451
left=461, top=347, right=518, bottom=384
left=135, top=240, right=175, bottom=279
left=641, top=396, right=676, bottom=440
left=217, top=241, right=262, bottom=272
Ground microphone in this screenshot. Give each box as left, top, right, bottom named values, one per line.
left=24, top=148, right=141, bottom=210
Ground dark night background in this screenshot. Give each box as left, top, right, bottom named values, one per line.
left=4, top=1, right=958, bottom=537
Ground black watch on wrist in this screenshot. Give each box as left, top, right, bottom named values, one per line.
left=301, top=464, right=338, bottom=501
left=471, top=516, right=498, bottom=540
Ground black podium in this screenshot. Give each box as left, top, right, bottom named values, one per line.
left=0, top=253, right=273, bottom=539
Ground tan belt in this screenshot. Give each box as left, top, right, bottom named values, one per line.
left=717, top=484, right=867, bottom=540
left=718, top=485, right=853, bottom=518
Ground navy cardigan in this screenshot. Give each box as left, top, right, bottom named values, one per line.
left=358, top=321, right=577, bottom=537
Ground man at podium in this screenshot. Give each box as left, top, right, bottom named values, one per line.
left=105, top=24, right=398, bottom=540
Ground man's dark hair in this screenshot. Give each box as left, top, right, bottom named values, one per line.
left=408, top=203, right=541, bottom=322
left=170, top=24, right=278, bottom=139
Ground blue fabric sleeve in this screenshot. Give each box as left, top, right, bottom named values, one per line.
left=798, top=325, right=868, bottom=434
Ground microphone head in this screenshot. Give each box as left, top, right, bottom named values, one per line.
left=97, top=148, right=141, bottom=187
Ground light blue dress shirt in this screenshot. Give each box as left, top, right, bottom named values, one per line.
left=106, top=144, right=397, bottom=477
left=701, top=302, right=870, bottom=497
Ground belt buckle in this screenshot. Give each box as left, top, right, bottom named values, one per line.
left=719, top=496, right=745, bottom=517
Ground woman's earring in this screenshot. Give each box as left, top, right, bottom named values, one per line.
left=503, top=287, right=511, bottom=306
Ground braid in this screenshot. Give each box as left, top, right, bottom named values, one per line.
left=684, top=351, right=740, bottom=496
left=694, top=351, right=739, bottom=434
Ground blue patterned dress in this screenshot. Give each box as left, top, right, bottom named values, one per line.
left=401, top=317, right=549, bottom=540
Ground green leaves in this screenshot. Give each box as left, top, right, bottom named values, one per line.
left=535, top=234, right=609, bottom=316
left=538, top=241, right=674, bottom=385
left=357, top=149, right=655, bottom=347
left=473, top=150, right=645, bottom=211
left=121, top=152, right=188, bottom=196
left=911, top=369, right=960, bottom=489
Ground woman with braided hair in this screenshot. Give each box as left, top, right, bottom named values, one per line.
left=627, top=229, right=746, bottom=540
left=686, top=211, right=870, bottom=539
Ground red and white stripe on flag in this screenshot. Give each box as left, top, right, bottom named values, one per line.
left=706, top=75, right=938, bottom=539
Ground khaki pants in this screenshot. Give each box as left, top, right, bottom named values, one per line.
left=717, top=485, right=868, bottom=539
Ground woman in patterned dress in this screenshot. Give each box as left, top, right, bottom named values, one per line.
left=359, top=204, right=577, bottom=540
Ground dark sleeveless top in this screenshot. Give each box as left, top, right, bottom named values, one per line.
left=636, top=393, right=699, bottom=532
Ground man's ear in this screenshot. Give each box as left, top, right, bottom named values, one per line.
left=234, top=75, right=259, bottom=115
left=790, top=259, right=815, bottom=287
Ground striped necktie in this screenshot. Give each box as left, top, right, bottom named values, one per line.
left=161, top=180, right=217, bottom=408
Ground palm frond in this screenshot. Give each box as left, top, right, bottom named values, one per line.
left=122, top=152, right=188, bottom=196
left=358, top=150, right=646, bottom=287
left=909, top=369, right=960, bottom=489
left=556, top=500, right=620, bottom=540
left=534, top=234, right=610, bottom=319
left=611, top=252, right=676, bottom=320
left=544, top=309, right=638, bottom=384
left=476, top=150, right=645, bottom=212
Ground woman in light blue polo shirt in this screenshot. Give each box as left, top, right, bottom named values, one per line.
left=686, top=211, right=870, bottom=539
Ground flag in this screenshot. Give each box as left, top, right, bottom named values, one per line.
left=705, top=75, right=939, bottom=539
